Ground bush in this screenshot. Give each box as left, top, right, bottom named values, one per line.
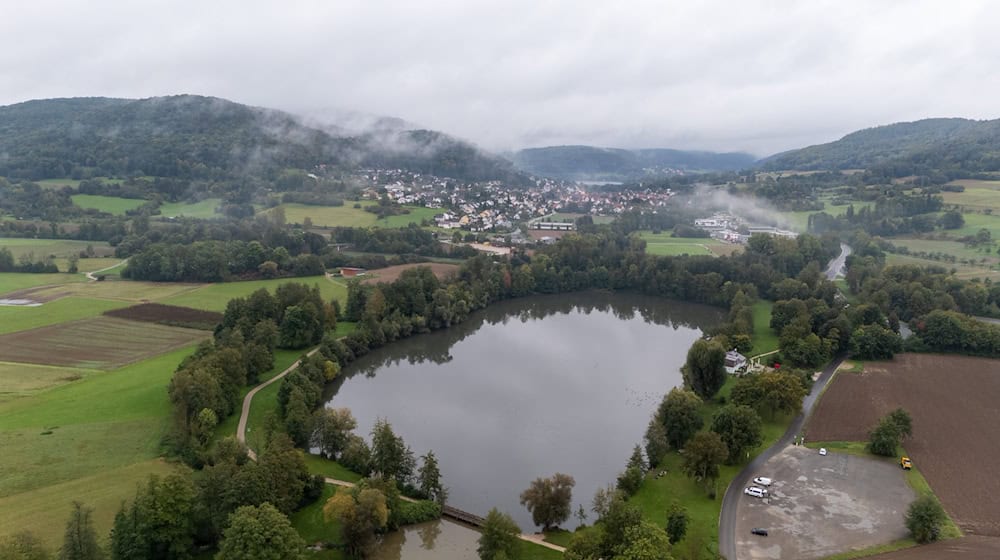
left=905, top=495, right=946, bottom=543
left=396, top=499, right=442, bottom=525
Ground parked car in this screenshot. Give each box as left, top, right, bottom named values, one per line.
left=744, top=486, right=767, bottom=498
left=900, top=456, right=912, bottom=470
left=753, top=476, right=773, bottom=486
left=819, top=447, right=828, bottom=456
left=751, top=528, right=769, bottom=536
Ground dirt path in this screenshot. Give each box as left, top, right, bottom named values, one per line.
left=86, top=259, right=128, bottom=281
left=237, top=346, right=322, bottom=461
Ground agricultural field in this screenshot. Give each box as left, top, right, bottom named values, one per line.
left=70, top=194, right=147, bottom=215
left=885, top=253, right=1000, bottom=281
left=104, top=302, right=222, bottom=329
left=276, top=201, right=439, bottom=228
left=806, top=353, right=1000, bottom=536
left=0, top=316, right=209, bottom=369
left=358, top=262, right=460, bottom=285
left=2, top=277, right=203, bottom=304
left=0, top=238, right=114, bottom=260
left=638, top=231, right=742, bottom=257
left=157, top=198, right=223, bottom=219
left=0, top=297, right=131, bottom=335
left=0, top=346, right=196, bottom=547
left=942, top=180, right=1000, bottom=213
left=163, top=274, right=347, bottom=311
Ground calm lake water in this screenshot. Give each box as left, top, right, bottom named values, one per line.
left=325, top=292, right=723, bottom=533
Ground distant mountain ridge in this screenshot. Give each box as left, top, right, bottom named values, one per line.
left=762, top=117, right=1000, bottom=175
left=0, top=95, right=528, bottom=184
left=512, top=145, right=755, bottom=180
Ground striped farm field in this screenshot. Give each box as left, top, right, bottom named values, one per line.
left=0, top=316, right=209, bottom=369
left=0, top=361, right=93, bottom=401
left=70, top=194, right=147, bottom=215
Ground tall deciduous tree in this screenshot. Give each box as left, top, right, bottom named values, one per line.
left=59, top=502, right=103, bottom=560
left=681, top=432, right=728, bottom=492
left=324, top=488, right=388, bottom=559
left=656, top=388, right=704, bottom=450
left=681, top=339, right=727, bottom=399
left=215, top=503, right=305, bottom=560
left=311, top=407, right=358, bottom=459
left=476, top=508, right=520, bottom=560
left=711, top=405, right=764, bottom=464
left=519, top=473, right=576, bottom=530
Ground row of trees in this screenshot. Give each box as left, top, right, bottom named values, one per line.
left=0, top=248, right=59, bottom=273
left=122, top=240, right=324, bottom=282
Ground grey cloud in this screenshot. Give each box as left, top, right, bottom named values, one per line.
left=3, top=0, right=999, bottom=158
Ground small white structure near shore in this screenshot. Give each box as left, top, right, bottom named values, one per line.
left=725, top=349, right=748, bottom=374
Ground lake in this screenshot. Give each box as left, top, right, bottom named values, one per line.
left=325, top=291, right=723, bottom=532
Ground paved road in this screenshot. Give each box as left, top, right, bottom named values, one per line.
left=718, top=354, right=846, bottom=560
left=825, top=243, right=851, bottom=280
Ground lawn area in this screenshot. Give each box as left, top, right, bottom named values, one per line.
left=0, top=459, right=182, bottom=549
left=638, top=231, right=740, bottom=257
left=0, top=361, right=95, bottom=401
left=943, top=211, right=1000, bottom=239
left=162, top=275, right=347, bottom=311
left=750, top=300, right=779, bottom=355
left=158, top=198, right=223, bottom=219
left=277, top=202, right=439, bottom=229
left=0, top=346, right=198, bottom=547
left=0, top=296, right=130, bottom=335
left=302, top=453, right=363, bottom=483
left=71, top=194, right=147, bottom=215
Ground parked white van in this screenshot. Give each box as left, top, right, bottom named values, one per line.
left=744, top=486, right=768, bottom=498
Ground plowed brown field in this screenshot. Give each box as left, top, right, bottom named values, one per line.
left=867, top=535, right=1000, bottom=558
left=0, top=316, right=209, bottom=370
left=807, top=353, right=1000, bottom=536
left=104, top=303, right=222, bottom=329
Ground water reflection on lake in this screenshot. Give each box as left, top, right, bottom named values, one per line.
left=369, top=520, right=479, bottom=560
left=326, top=292, right=723, bottom=532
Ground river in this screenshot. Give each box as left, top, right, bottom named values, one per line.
left=324, top=291, right=723, bottom=537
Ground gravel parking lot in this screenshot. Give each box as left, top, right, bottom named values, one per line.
left=735, top=446, right=915, bottom=559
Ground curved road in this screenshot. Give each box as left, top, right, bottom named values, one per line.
left=718, top=354, right=845, bottom=560
left=825, top=243, right=852, bottom=280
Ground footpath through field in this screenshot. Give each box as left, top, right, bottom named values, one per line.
left=234, top=344, right=567, bottom=553
left=718, top=354, right=846, bottom=560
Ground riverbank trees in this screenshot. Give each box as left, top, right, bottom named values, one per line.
left=520, top=473, right=576, bottom=531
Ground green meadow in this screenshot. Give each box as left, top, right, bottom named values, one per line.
left=638, top=231, right=741, bottom=257
left=163, top=275, right=347, bottom=311
left=0, top=297, right=130, bottom=335
left=71, top=194, right=147, bottom=215
left=276, top=201, right=440, bottom=228
left=158, top=198, right=222, bottom=219
left=0, top=346, right=197, bottom=547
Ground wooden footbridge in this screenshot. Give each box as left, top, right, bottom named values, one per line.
left=442, top=505, right=486, bottom=527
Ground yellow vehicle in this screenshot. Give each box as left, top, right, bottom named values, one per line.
left=901, top=456, right=912, bottom=470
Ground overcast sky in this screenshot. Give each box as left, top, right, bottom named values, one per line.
left=3, top=1, right=999, bottom=156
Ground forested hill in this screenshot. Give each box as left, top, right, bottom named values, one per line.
left=512, top=145, right=756, bottom=180
left=0, top=96, right=527, bottom=184
left=762, top=117, right=1000, bottom=176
